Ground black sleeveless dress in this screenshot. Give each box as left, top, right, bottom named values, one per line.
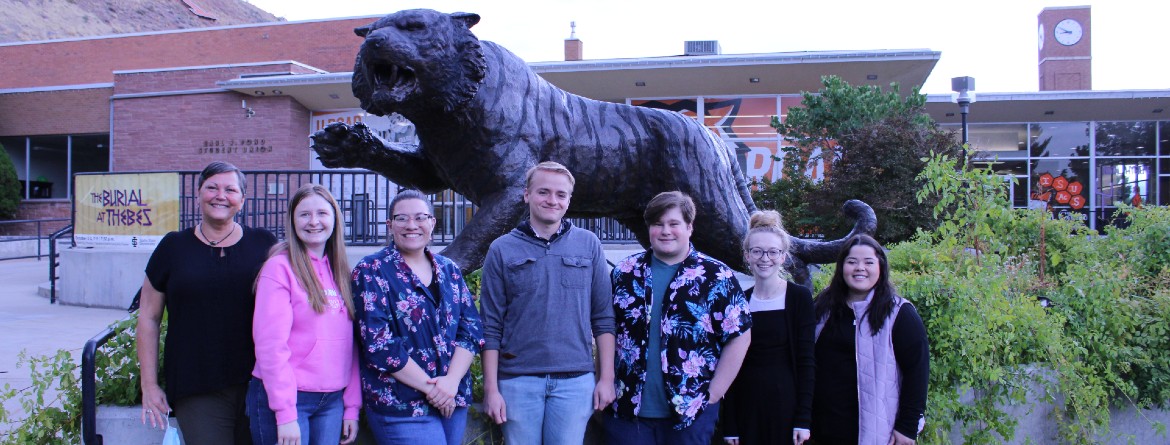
left=723, top=287, right=796, bottom=444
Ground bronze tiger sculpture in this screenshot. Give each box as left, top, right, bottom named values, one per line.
left=310, top=9, right=875, bottom=287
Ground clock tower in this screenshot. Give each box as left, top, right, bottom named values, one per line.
left=1038, top=6, right=1091, bottom=91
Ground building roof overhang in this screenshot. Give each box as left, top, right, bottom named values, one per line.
left=218, top=48, right=942, bottom=110
left=926, top=90, right=1170, bottom=124
left=215, top=51, right=1170, bottom=123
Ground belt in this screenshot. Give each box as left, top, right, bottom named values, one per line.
left=503, top=371, right=590, bottom=380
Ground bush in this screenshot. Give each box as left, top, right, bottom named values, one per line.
left=765, top=76, right=958, bottom=244
left=0, top=143, right=20, bottom=219
left=877, top=152, right=1170, bottom=443
left=0, top=316, right=142, bottom=445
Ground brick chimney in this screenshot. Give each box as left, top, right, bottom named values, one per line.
left=564, top=21, right=583, bottom=61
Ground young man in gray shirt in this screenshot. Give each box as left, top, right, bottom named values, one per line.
left=480, top=161, right=616, bottom=445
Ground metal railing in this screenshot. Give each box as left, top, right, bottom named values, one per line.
left=81, top=316, right=132, bottom=445
left=48, top=225, right=73, bottom=304
left=0, top=217, right=70, bottom=261
left=179, top=170, right=638, bottom=245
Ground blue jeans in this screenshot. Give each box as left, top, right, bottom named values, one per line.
left=498, top=372, right=595, bottom=445
left=603, top=401, right=721, bottom=445
left=364, top=407, right=468, bottom=445
left=246, top=378, right=345, bottom=445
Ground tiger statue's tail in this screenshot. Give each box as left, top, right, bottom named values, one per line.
left=730, top=147, right=759, bottom=214
left=786, top=199, right=878, bottom=289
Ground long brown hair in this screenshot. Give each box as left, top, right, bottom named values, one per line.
left=271, top=184, right=354, bottom=318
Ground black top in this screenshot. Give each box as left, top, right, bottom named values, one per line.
left=145, top=226, right=276, bottom=402
left=748, top=283, right=816, bottom=429
left=723, top=282, right=816, bottom=443
left=811, top=302, right=929, bottom=443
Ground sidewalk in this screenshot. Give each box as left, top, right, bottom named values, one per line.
left=0, top=257, right=128, bottom=433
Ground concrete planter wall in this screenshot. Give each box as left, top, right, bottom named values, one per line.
left=59, top=247, right=152, bottom=309
left=0, top=238, right=52, bottom=260
left=95, top=405, right=183, bottom=445
left=947, top=369, right=1170, bottom=444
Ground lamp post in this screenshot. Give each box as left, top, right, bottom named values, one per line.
left=951, top=76, right=976, bottom=162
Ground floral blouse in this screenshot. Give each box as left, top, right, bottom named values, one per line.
left=351, top=245, right=485, bottom=417
left=610, top=246, right=752, bottom=428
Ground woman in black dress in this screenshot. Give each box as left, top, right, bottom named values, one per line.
left=724, top=210, right=815, bottom=445
left=137, top=162, right=277, bottom=444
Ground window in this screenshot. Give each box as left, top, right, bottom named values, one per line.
left=1160, top=176, right=1169, bottom=206
left=969, top=123, right=1029, bottom=160
left=1095, top=121, right=1155, bottom=157
left=1030, top=122, right=1090, bottom=157
left=29, top=135, right=68, bottom=199
left=0, top=134, right=110, bottom=200
left=1097, top=159, right=1152, bottom=207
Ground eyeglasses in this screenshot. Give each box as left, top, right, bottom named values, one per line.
left=391, top=213, right=434, bottom=225
left=747, top=248, right=785, bottom=260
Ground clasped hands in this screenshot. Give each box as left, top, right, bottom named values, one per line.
left=424, top=374, right=461, bottom=418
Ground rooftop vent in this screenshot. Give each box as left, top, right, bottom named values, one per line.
left=684, top=40, right=721, bottom=56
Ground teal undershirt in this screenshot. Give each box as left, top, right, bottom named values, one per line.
left=639, top=255, right=682, bottom=418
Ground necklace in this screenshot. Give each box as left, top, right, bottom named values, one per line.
left=199, top=222, right=235, bottom=246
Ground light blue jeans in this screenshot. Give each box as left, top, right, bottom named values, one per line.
left=246, top=377, right=345, bottom=445
left=498, top=372, right=596, bottom=445
left=365, top=407, right=468, bottom=445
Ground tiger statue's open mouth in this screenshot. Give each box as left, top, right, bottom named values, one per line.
left=368, top=61, right=417, bottom=102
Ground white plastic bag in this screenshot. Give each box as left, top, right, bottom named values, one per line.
left=162, top=412, right=181, bottom=445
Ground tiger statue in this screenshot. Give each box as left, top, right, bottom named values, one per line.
left=311, top=8, right=875, bottom=285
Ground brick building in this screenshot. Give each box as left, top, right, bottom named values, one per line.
left=0, top=16, right=375, bottom=226
left=3, top=6, right=1169, bottom=232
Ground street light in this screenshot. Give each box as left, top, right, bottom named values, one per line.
left=951, top=76, right=976, bottom=162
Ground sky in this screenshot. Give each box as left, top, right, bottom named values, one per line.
left=243, top=0, right=1167, bottom=95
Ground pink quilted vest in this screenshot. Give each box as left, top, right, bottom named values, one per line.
left=815, top=291, right=920, bottom=445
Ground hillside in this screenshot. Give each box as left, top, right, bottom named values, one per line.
left=0, top=0, right=281, bottom=43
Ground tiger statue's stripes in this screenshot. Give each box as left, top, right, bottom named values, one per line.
left=311, top=9, right=874, bottom=283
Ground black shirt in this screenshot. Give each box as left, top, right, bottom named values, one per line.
left=811, top=302, right=929, bottom=443
left=145, top=226, right=276, bottom=402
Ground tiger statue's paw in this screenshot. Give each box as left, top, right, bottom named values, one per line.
left=310, top=122, right=380, bottom=169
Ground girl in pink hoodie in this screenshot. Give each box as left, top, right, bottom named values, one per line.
left=247, top=184, right=361, bottom=445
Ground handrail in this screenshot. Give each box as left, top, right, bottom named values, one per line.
left=81, top=316, right=129, bottom=445
left=0, top=217, right=70, bottom=261
left=48, top=225, right=73, bottom=304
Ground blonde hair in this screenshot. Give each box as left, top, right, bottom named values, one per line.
left=269, top=184, right=355, bottom=318
left=525, top=161, right=576, bottom=188
left=742, top=209, right=792, bottom=256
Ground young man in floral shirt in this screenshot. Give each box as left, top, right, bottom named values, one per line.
left=605, top=191, right=753, bottom=445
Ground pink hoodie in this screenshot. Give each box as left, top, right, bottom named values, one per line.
left=253, top=252, right=360, bottom=425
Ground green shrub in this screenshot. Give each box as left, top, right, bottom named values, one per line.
left=0, top=143, right=20, bottom=219
left=0, top=316, right=143, bottom=444
left=880, top=152, right=1170, bottom=443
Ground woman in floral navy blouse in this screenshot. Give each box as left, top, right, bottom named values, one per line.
left=350, top=190, right=484, bottom=445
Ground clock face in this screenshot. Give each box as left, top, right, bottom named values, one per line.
left=1054, top=18, right=1083, bottom=46
left=1038, top=23, right=1045, bottom=50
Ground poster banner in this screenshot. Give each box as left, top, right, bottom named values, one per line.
left=74, top=173, right=180, bottom=248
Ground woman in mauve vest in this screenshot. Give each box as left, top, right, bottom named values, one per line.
left=810, top=235, right=929, bottom=445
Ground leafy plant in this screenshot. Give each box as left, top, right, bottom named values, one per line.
left=0, top=143, right=21, bottom=219
left=758, top=75, right=959, bottom=243
left=887, top=152, right=1170, bottom=444
left=0, top=316, right=144, bottom=445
